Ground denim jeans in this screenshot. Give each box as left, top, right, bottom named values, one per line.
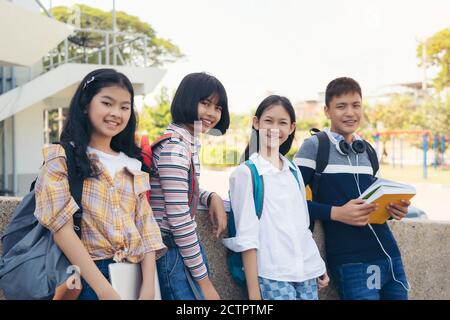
left=156, top=234, right=210, bottom=300
left=330, top=256, right=409, bottom=300
left=78, top=258, right=115, bottom=300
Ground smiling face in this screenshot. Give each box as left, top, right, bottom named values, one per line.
left=86, top=85, right=132, bottom=143
left=253, top=104, right=296, bottom=154
left=196, top=93, right=223, bottom=134
left=325, top=91, right=362, bottom=139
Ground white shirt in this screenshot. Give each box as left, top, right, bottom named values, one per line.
left=86, top=147, right=142, bottom=178
left=222, top=153, right=326, bottom=282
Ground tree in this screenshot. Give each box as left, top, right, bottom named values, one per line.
left=229, top=112, right=252, bottom=131
left=417, top=28, right=450, bottom=91
left=138, top=87, right=173, bottom=141
left=50, top=4, right=183, bottom=67
left=413, top=95, right=450, bottom=135
left=364, top=95, right=419, bottom=163
left=365, top=95, right=417, bottom=132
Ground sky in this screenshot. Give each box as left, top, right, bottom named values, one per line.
left=49, top=0, right=450, bottom=113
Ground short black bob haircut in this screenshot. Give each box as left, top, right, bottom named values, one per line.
left=170, top=72, right=230, bottom=134
left=325, top=77, right=362, bottom=107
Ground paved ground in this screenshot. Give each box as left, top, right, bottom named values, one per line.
left=200, top=168, right=450, bottom=222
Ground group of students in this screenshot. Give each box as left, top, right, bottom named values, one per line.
left=33, top=68, right=411, bottom=300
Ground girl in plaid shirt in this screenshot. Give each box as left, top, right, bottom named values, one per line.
left=34, top=69, right=166, bottom=300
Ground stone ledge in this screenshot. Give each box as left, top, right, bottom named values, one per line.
left=1, top=197, right=449, bottom=300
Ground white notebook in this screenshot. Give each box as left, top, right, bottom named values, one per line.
left=108, top=262, right=161, bottom=300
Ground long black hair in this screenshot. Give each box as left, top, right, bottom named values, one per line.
left=241, top=95, right=296, bottom=162
left=60, top=68, right=141, bottom=178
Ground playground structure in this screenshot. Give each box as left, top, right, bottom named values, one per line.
left=373, top=130, right=449, bottom=179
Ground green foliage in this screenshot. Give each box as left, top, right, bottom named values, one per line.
left=417, top=28, right=450, bottom=91
left=200, top=145, right=240, bottom=167
left=413, top=95, right=450, bottom=135
left=50, top=4, right=183, bottom=66
left=296, top=119, right=319, bottom=131
left=138, top=87, right=173, bottom=140
left=229, top=111, right=252, bottom=130
left=285, top=147, right=297, bottom=160
left=365, top=95, right=418, bottom=132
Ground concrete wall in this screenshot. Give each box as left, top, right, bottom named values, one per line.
left=14, top=105, right=44, bottom=195
left=1, top=117, right=14, bottom=192
left=1, top=104, right=44, bottom=196
left=1, top=197, right=449, bottom=300
left=197, top=211, right=450, bottom=300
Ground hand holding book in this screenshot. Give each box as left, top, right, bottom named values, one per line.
left=386, top=200, right=411, bottom=220
left=359, top=178, right=416, bottom=224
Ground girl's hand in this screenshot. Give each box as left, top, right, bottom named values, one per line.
left=138, top=284, right=155, bottom=300
left=198, top=277, right=221, bottom=300
left=387, top=200, right=410, bottom=220
left=208, top=193, right=228, bottom=238
left=97, top=286, right=121, bottom=300
left=139, top=252, right=157, bottom=300
left=317, top=272, right=330, bottom=290
left=248, top=289, right=262, bottom=300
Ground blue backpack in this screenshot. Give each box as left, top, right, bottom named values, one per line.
left=227, top=158, right=302, bottom=287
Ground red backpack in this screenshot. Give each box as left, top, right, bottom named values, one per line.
left=140, top=134, right=199, bottom=216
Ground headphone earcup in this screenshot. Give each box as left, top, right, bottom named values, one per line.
left=337, top=140, right=350, bottom=155
left=352, top=140, right=366, bottom=154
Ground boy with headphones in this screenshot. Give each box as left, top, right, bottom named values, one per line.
left=294, top=77, right=411, bottom=300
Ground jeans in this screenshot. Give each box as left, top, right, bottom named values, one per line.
left=156, top=233, right=210, bottom=300
left=330, top=256, right=409, bottom=300
left=78, top=258, right=115, bottom=300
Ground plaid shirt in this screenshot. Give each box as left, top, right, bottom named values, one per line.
left=34, top=144, right=166, bottom=263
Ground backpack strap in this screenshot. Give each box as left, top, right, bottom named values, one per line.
left=243, top=159, right=302, bottom=219
left=364, top=140, right=379, bottom=177
left=140, top=135, right=152, bottom=170
left=142, top=133, right=175, bottom=172
left=150, top=133, right=175, bottom=150
left=244, top=159, right=264, bottom=219
left=312, top=131, right=330, bottom=199
left=187, top=163, right=198, bottom=218
left=287, top=159, right=302, bottom=191
left=59, top=142, right=84, bottom=238
left=150, top=133, right=199, bottom=217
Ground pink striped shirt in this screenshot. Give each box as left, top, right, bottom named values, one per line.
left=149, top=123, right=212, bottom=280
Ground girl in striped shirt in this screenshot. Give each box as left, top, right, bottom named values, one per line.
left=149, top=72, right=230, bottom=300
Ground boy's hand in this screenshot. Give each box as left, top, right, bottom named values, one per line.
left=388, top=200, right=410, bottom=220
left=331, top=199, right=378, bottom=226
left=317, top=272, right=330, bottom=290
left=208, top=193, right=228, bottom=238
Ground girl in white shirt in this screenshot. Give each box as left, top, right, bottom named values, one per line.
left=223, top=95, right=329, bottom=300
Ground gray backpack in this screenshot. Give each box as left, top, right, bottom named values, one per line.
left=0, top=142, right=84, bottom=300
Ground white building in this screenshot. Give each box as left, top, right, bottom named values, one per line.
left=0, top=0, right=166, bottom=196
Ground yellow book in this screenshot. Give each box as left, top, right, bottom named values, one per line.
left=359, top=179, right=416, bottom=224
